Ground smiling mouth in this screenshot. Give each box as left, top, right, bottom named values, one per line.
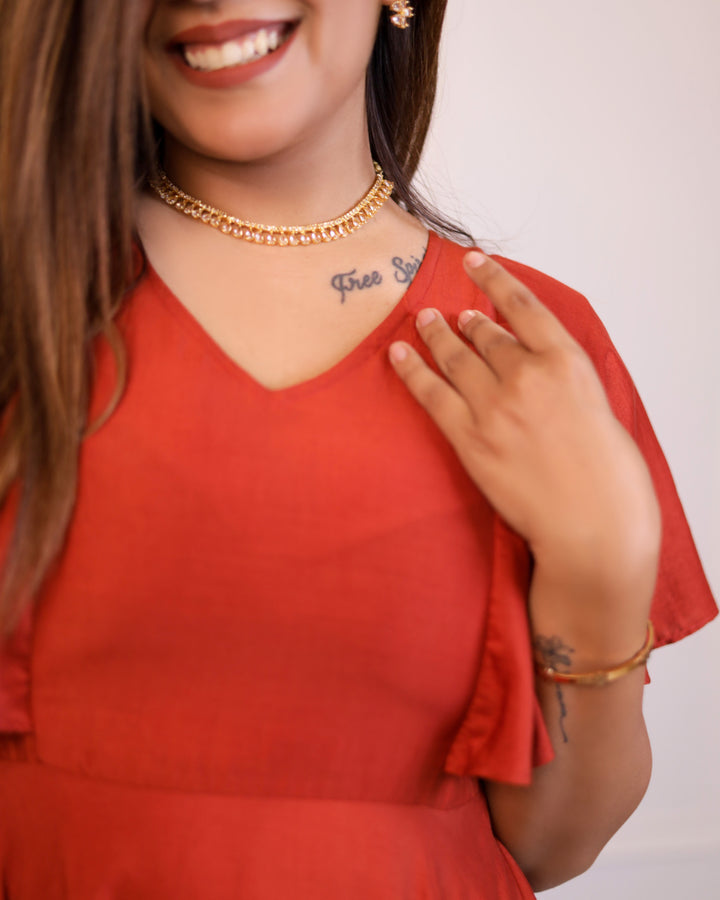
left=176, top=22, right=297, bottom=73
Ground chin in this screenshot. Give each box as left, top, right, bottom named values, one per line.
left=173, top=127, right=298, bottom=166
left=153, top=96, right=309, bottom=166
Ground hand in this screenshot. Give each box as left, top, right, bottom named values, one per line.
left=388, top=252, right=660, bottom=598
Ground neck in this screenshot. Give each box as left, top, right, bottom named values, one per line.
left=162, top=130, right=379, bottom=228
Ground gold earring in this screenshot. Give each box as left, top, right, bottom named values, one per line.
left=389, top=1, right=415, bottom=30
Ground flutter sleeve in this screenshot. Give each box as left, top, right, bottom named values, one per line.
left=443, top=514, right=555, bottom=786
left=601, top=346, right=717, bottom=646
left=443, top=254, right=717, bottom=786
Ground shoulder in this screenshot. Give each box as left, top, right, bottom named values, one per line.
left=430, top=235, right=617, bottom=365
left=492, top=253, right=613, bottom=353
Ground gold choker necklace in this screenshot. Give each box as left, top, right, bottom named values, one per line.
left=149, top=162, right=394, bottom=247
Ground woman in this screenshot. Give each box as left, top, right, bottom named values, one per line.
left=0, top=1, right=716, bottom=897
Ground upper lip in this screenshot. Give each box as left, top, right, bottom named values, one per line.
left=167, top=19, right=295, bottom=49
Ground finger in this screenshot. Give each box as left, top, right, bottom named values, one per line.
left=414, top=307, right=496, bottom=399
left=388, top=340, right=473, bottom=440
left=462, top=251, right=576, bottom=354
left=457, top=308, right=527, bottom=379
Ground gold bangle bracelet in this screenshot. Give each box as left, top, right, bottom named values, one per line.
left=534, top=620, right=655, bottom=686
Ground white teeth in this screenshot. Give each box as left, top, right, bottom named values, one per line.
left=241, top=36, right=255, bottom=61
left=182, top=26, right=287, bottom=73
left=222, top=42, right=244, bottom=67
left=254, top=29, right=269, bottom=56
left=207, top=47, right=224, bottom=68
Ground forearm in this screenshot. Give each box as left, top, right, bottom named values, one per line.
left=485, top=562, right=655, bottom=891
left=486, top=669, right=650, bottom=890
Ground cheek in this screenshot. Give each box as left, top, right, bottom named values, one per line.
left=141, top=12, right=171, bottom=119
left=310, top=1, right=381, bottom=72
left=142, top=52, right=176, bottom=129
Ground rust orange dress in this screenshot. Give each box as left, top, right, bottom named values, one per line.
left=0, top=233, right=716, bottom=898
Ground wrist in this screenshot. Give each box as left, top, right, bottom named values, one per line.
left=534, top=621, right=654, bottom=685
left=528, top=559, right=657, bottom=671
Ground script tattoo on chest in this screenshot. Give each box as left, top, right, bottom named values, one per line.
left=330, top=268, right=383, bottom=304
left=329, top=251, right=427, bottom=304
left=392, top=254, right=424, bottom=284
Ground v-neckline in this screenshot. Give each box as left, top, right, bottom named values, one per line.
left=141, top=230, right=442, bottom=401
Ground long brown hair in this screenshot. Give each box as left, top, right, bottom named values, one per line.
left=368, top=1, right=470, bottom=242
left=0, top=0, right=466, bottom=636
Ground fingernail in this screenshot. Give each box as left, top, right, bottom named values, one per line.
left=465, top=251, right=487, bottom=269
left=389, top=342, right=408, bottom=363
left=458, top=309, right=478, bottom=328
left=416, top=308, right=438, bottom=328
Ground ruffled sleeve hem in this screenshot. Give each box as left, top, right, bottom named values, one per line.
left=443, top=516, right=554, bottom=786
left=601, top=348, right=718, bottom=649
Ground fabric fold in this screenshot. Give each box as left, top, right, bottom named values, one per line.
left=443, top=516, right=554, bottom=786
left=0, top=605, right=33, bottom=733
left=601, top=348, right=718, bottom=647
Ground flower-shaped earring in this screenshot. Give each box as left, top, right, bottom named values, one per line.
left=389, top=1, right=415, bottom=30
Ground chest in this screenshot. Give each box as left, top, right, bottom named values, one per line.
left=160, top=261, right=409, bottom=390
left=28, top=298, right=494, bottom=798
left=138, top=199, right=428, bottom=391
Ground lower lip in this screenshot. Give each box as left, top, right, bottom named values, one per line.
left=169, top=28, right=297, bottom=89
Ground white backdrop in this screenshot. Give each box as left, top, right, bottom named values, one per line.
left=416, top=0, right=720, bottom=896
